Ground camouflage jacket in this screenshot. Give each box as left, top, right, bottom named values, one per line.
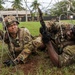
left=4, top=27, right=33, bottom=53
left=46, top=21, right=75, bottom=66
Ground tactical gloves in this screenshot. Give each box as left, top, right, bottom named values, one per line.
left=40, top=27, right=51, bottom=43
left=3, top=60, right=18, bottom=67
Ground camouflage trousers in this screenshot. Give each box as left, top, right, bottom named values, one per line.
left=59, top=45, right=75, bottom=67
left=14, top=37, right=43, bottom=63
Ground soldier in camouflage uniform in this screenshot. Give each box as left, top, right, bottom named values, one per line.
left=2, top=16, right=43, bottom=66
left=40, top=21, right=75, bottom=67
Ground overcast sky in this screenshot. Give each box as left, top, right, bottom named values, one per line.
left=3, top=0, right=63, bottom=10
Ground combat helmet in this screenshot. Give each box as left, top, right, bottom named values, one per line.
left=3, top=16, right=19, bottom=28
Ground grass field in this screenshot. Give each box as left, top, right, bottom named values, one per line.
left=0, top=20, right=75, bottom=75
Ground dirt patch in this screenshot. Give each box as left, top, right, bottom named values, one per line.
left=8, top=50, right=53, bottom=75
left=18, top=56, right=39, bottom=74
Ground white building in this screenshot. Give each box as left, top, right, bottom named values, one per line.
left=0, top=10, right=31, bottom=21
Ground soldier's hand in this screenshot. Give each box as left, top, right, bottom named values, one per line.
left=3, top=60, right=16, bottom=67
left=40, top=27, right=51, bottom=43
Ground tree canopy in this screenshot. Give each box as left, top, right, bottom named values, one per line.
left=11, top=0, right=25, bottom=10
left=0, top=0, right=5, bottom=10
left=30, top=0, right=40, bottom=11
left=49, top=0, right=75, bottom=16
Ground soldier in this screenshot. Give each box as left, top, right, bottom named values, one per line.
left=2, top=16, right=44, bottom=66
left=40, top=21, right=75, bottom=67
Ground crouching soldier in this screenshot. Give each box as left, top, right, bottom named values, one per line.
left=2, top=16, right=44, bottom=66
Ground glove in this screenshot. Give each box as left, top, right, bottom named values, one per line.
left=3, top=60, right=18, bottom=67
left=40, top=27, right=51, bottom=43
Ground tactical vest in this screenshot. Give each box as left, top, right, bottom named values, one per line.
left=6, top=27, right=32, bottom=53
left=50, top=23, right=75, bottom=54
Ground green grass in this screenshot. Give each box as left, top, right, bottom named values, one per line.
left=19, top=22, right=41, bottom=36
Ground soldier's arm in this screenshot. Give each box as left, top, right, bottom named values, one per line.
left=46, top=41, right=68, bottom=67
left=46, top=41, right=75, bottom=67
left=46, top=41, right=60, bottom=67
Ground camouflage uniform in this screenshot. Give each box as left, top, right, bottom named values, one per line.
left=46, top=21, right=75, bottom=66
left=4, top=16, right=43, bottom=63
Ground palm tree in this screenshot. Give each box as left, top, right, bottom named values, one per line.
left=0, top=0, right=5, bottom=20
left=0, top=0, right=5, bottom=10
left=11, top=0, right=25, bottom=20
left=30, top=0, right=40, bottom=21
